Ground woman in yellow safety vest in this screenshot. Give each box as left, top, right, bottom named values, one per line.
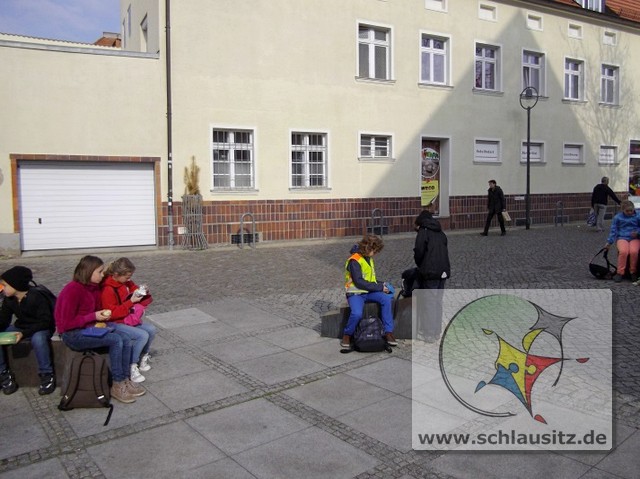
left=341, top=235, right=396, bottom=348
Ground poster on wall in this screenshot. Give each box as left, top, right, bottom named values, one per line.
left=421, top=140, right=440, bottom=214
left=629, top=141, right=640, bottom=209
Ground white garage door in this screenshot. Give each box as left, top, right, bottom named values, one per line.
left=19, top=161, right=157, bottom=251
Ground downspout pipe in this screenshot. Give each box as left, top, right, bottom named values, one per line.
left=165, top=0, right=174, bottom=249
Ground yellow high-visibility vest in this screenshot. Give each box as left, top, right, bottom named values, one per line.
left=344, top=253, right=376, bottom=294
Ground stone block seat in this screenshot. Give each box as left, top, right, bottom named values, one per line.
left=6, top=334, right=109, bottom=389
left=320, top=294, right=412, bottom=339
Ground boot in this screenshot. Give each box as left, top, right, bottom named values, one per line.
left=110, top=381, right=136, bottom=403
left=125, top=379, right=146, bottom=397
left=38, top=372, right=56, bottom=395
left=0, top=369, right=18, bottom=395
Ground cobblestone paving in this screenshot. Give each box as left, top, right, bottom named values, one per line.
left=0, top=224, right=638, bottom=478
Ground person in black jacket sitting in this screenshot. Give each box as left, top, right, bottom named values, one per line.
left=0, top=266, right=56, bottom=395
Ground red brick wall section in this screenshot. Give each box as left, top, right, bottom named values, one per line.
left=157, top=192, right=624, bottom=246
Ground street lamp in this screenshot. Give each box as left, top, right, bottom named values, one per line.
left=519, top=86, right=539, bottom=230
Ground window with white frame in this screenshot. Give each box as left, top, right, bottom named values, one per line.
left=564, top=59, right=583, bottom=100
left=479, top=2, right=497, bottom=21
left=522, top=51, right=544, bottom=94
left=211, top=129, right=255, bottom=189
left=475, top=44, right=499, bottom=90
left=563, top=143, right=584, bottom=164
left=474, top=139, right=501, bottom=163
left=568, top=23, right=583, bottom=39
left=291, top=132, right=327, bottom=188
left=425, top=0, right=446, bottom=12
left=360, top=134, right=392, bottom=160
left=578, top=0, right=604, bottom=13
left=603, top=30, right=617, bottom=46
left=526, top=13, right=543, bottom=31
left=601, top=65, right=619, bottom=105
left=520, top=141, right=545, bottom=163
left=358, top=24, right=391, bottom=80
left=420, top=34, right=448, bottom=85
left=599, top=145, right=618, bottom=165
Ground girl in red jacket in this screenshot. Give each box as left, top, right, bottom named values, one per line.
left=101, top=257, right=156, bottom=383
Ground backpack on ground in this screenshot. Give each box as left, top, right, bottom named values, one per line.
left=349, top=316, right=392, bottom=353
left=58, top=351, right=113, bottom=426
left=589, top=247, right=616, bottom=279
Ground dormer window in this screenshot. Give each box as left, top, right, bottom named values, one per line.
left=578, top=0, right=604, bottom=13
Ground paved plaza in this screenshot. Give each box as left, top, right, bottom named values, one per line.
left=0, top=224, right=638, bottom=478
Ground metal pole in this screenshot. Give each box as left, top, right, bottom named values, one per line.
left=526, top=106, right=531, bottom=230
left=165, top=0, right=175, bottom=249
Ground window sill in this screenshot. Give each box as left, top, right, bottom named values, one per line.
left=418, top=82, right=453, bottom=90
left=211, top=188, right=259, bottom=194
left=562, top=98, right=587, bottom=104
left=355, top=77, right=396, bottom=85
left=472, top=88, right=504, bottom=97
left=519, top=160, right=547, bottom=166
left=358, top=157, right=396, bottom=163
left=561, top=162, right=585, bottom=166
left=599, top=102, right=620, bottom=109
left=289, top=187, right=332, bottom=193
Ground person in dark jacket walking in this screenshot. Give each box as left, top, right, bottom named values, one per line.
left=412, top=206, right=450, bottom=342
left=591, top=176, right=621, bottom=232
left=481, top=179, right=506, bottom=236
left=0, top=266, right=56, bottom=395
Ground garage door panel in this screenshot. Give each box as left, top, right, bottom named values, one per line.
left=19, top=162, right=157, bottom=251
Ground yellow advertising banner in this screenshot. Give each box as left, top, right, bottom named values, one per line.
left=421, top=180, right=439, bottom=207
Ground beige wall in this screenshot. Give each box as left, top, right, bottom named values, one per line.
left=158, top=0, right=640, bottom=208
left=0, top=35, right=165, bottom=248
left=1, top=0, right=639, bottom=249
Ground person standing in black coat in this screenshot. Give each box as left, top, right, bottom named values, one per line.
left=481, top=179, right=506, bottom=236
left=412, top=206, right=450, bottom=342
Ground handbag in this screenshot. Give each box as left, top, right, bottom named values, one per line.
left=501, top=211, right=512, bottom=222
left=589, top=247, right=616, bottom=279
left=586, top=209, right=596, bottom=227
left=123, top=304, right=145, bottom=327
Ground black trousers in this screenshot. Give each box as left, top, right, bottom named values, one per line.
left=484, top=210, right=505, bottom=233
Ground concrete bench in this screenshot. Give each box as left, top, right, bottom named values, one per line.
left=320, top=295, right=413, bottom=339
left=6, top=335, right=109, bottom=389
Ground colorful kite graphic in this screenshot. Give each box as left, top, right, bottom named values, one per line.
left=440, top=296, right=589, bottom=424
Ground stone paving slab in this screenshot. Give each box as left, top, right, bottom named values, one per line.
left=0, top=225, right=638, bottom=478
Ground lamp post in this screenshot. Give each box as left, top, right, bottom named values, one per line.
left=519, top=86, right=539, bottom=230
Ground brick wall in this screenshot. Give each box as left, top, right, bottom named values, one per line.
left=157, top=192, right=624, bottom=246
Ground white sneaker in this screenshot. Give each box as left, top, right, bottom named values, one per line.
left=130, top=364, right=145, bottom=383
left=139, top=353, right=151, bottom=372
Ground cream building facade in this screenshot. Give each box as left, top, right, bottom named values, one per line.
left=1, top=0, right=639, bottom=253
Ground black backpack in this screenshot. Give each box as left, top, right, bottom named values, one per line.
left=349, top=316, right=392, bottom=353
left=58, top=351, right=113, bottom=426
left=31, top=283, right=57, bottom=313
left=589, top=247, right=615, bottom=279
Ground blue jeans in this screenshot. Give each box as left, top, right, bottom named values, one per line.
left=113, top=323, right=156, bottom=364
left=344, top=292, right=393, bottom=335
left=0, top=325, right=53, bottom=374
left=61, top=329, right=132, bottom=382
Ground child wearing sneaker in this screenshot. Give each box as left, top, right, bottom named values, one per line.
left=0, top=266, right=56, bottom=395
left=342, top=235, right=396, bottom=348
left=605, top=200, right=640, bottom=283
left=100, top=258, right=156, bottom=383
left=55, top=255, right=143, bottom=404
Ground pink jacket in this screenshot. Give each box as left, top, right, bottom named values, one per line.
left=54, top=281, right=101, bottom=333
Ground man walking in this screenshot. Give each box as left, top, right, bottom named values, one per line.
left=591, top=176, right=621, bottom=232
left=481, top=179, right=506, bottom=236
